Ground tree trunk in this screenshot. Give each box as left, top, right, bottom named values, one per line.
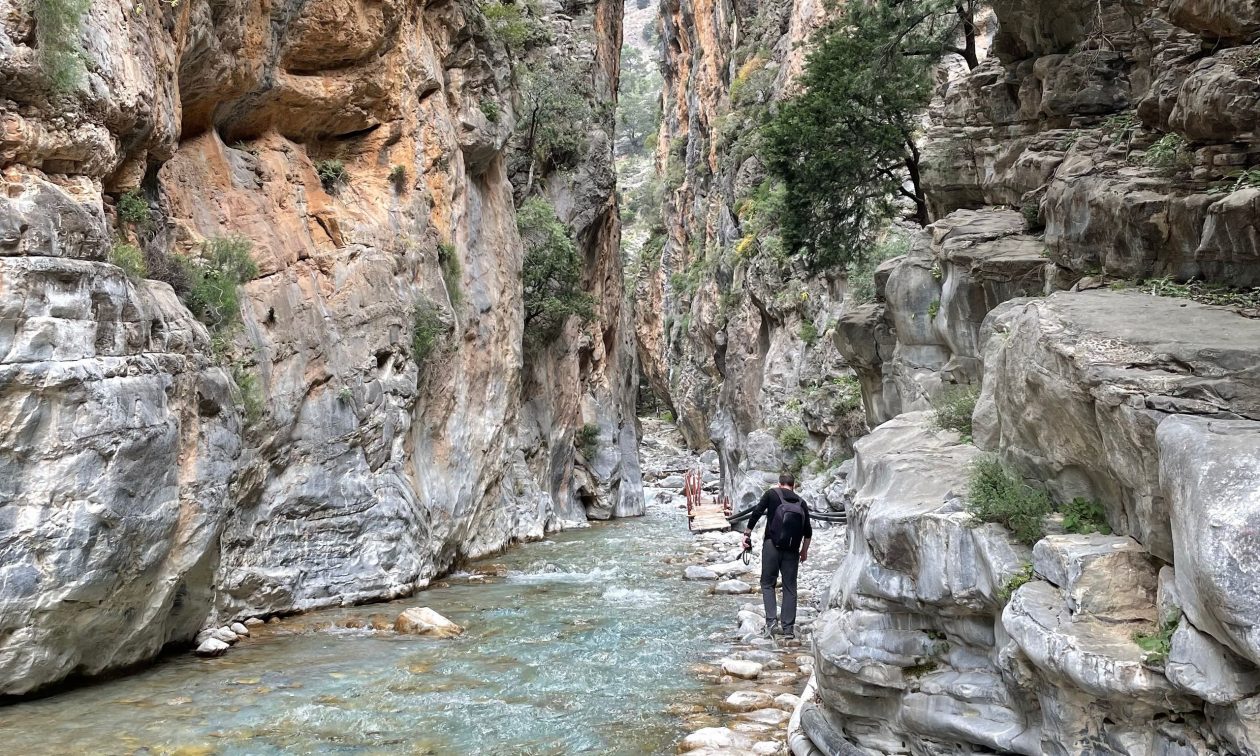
left=904, top=139, right=929, bottom=226
left=955, top=2, right=979, bottom=70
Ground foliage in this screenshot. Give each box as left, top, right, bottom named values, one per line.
left=516, top=65, right=593, bottom=187
left=109, top=242, right=147, bottom=279
left=231, top=365, right=266, bottom=429
left=316, top=159, right=348, bottom=192
left=1102, top=112, right=1138, bottom=143
left=927, top=299, right=940, bottom=319
left=1212, top=167, right=1260, bottom=194
left=519, top=197, right=595, bottom=343
left=182, top=236, right=259, bottom=332
left=777, top=424, right=809, bottom=453
left=799, top=320, right=819, bottom=345
left=1062, top=497, right=1112, bottom=535
left=967, top=457, right=1052, bottom=546
left=1139, top=133, right=1190, bottom=170
left=411, top=301, right=446, bottom=365
left=930, top=385, right=979, bottom=441
left=617, top=46, right=662, bottom=155
left=763, top=0, right=978, bottom=268
left=480, top=97, right=501, bottom=124
left=998, top=563, right=1034, bottom=603
left=659, top=410, right=675, bottom=423
left=482, top=0, right=546, bottom=48
left=830, top=375, right=863, bottom=416
left=389, top=165, right=407, bottom=193
left=117, top=189, right=150, bottom=227
left=35, top=0, right=90, bottom=92
left=1142, top=276, right=1260, bottom=313
left=1133, top=619, right=1178, bottom=666
left=846, top=231, right=910, bottom=304
left=337, top=386, right=353, bottom=403
left=1021, top=202, right=1042, bottom=232
left=438, top=242, right=463, bottom=306
left=575, top=423, right=600, bottom=460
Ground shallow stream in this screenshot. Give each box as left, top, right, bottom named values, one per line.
left=0, top=500, right=746, bottom=754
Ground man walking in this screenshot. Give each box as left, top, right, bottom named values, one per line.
left=743, top=472, right=812, bottom=640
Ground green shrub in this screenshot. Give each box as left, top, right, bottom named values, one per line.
left=1103, top=112, right=1137, bottom=142
left=116, top=189, right=150, bottom=227
left=967, top=458, right=1052, bottom=546
left=232, top=364, right=265, bottom=428
left=438, top=242, right=463, bottom=306
left=109, top=242, right=147, bottom=279
left=182, top=236, right=258, bottom=332
left=659, top=410, right=675, bottom=423
left=1133, top=618, right=1178, bottom=665
left=575, top=423, right=600, bottom=459
left=1140, top=133, right=1190, bottom=170
left=480, top=98, right=501, bottom=123
left=930, top=385, right=979, bottom=440
left=316, top=159, right=348, bottom=192
left=389, top=165, right=407, bottom=193
left=799, top=320, right=819, bottom=345
left=778, top=424, right=809, bottom=453
left=482, top=0, right=544, bottom=47
left=998, top=562, right=1034, bottom=603
left=519, top=197, right=595, bottom=343
left=830, top=375, right=863, bottom=415
left=411, top=301, right=446, bottom=365
left=1062, top=497, right=1112, bottom=535
left=1021, top=202, right=1042, bottom=232
left=1142, top=276, right=1260, bottom=311
left=927, top=299, right=940, bottom=319
left=35, top=0, right=89, bottom=92
left=846, top=231, right=909, bottom=304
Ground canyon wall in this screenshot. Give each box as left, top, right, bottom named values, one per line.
left=638, top=0, right=863, bottom=513
left=0, top=0, right=640, bottom=695
left=801, top=1, right=1260, bottom=754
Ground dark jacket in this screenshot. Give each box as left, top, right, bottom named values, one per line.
left=746, top=487, right=813, bottom=549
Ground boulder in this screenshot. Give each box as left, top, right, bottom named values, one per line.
left=1166, top=619, right=1260, bottom=705
left=740, top=707, right=791, bottom=726
left=1031, top=534, right=1158, bottom=621
left=230, top=622, right=250, bottom=637
left=713, top=579, right=753, bottom=595
left=393, top=607, right=464, bottom=638
left=211, top=627, right=240, bottom=644
left=678, top=727, right=755, bottom=752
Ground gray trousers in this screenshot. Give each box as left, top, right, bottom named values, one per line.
left=760, top=538, right=800, bottom=631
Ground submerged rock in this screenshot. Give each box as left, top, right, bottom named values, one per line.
left=394, top=608, right=464, bottom=638
left=194, top=639, right=230, bottom=658
left=720, top=690, right=775, bottom=713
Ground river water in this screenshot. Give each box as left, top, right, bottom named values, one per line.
left=0, top=497, right=749, bottom=755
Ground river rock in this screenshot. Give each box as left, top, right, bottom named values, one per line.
left=685, top=566, right=719, bottom=581
left=678, top=727, right=755, bottom=752
left=714, top=579, right=753, bottom=595
left=775, top=693, right=800, bottom=711
left=194, top=638, right=230, bottom=658
left=741, top=707, right=791, bottom=726
left=244, top=617, right=265, bottom=628
left=210, top=627, right=240, bottom=644
left=752, top=742, right=780, bottom=755
left=394, top=608, right=464, bottom=638
left=230, top=622, right=250, bottom=637
left=721, top=659, right=763, bottom=680
left=720, top=690, right=776, bottom=713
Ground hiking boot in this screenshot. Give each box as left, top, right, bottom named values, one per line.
left=781, top=625, right=796, bottom=641
left=764, top=619, right=782, bottom=637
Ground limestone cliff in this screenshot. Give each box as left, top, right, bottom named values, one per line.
left=637, top=0, right=864, bottom=513
left=0, top=0, right=640, bottom=694
left=801, top=1, right=1260, bottom=754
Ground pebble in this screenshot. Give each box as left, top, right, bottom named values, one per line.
left=713, top=579, right=753, bottom=595
left=194, top=638, right=230, bottom=657
left=720, top=659, right=763, bottom=680
left=684, top=566, right=719, bottom=581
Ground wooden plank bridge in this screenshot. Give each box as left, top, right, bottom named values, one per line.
left=684, top=469, right=733, bottom=533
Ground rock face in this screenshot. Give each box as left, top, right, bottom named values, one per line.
left=797, top=0, right=1260, bottom=748
left=636, top=0, right=866, bottom=513
left=0, top=0, right=639, bottom=694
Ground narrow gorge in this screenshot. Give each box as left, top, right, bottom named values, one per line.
left=2, top=0, right=1259, bottom=752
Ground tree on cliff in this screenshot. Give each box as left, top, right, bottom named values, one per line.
left=519, top=198, right=596, bottom=343
left=762, top=0, right=980, bottom=269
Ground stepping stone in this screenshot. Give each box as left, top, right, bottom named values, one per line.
left=721, top=659, right=763, bottom=679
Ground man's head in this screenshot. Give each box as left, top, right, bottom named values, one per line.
left=778, top=472, right=795, bottom=489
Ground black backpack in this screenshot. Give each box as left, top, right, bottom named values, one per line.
left=768, top=489, right=807, bottom=551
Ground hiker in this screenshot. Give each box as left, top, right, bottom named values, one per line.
left=743, top=472, right=812, bottom=640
